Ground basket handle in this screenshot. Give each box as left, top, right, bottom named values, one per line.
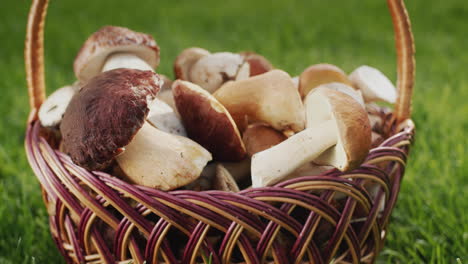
left=25, top=0, right=415, bottom=123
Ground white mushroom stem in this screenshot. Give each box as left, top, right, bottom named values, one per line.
left=115, top=122, right=212, bottom=191
left=102, top=52, right=154, bottom=72
left=252, top=120, right=337, bottom=187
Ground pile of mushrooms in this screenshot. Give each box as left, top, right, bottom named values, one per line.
left=38, top=25, right=397, bottom=192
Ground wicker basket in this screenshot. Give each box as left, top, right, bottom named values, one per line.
left=24, top=0, right=415, bottom=263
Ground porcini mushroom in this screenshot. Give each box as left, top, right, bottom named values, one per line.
left=147, top=98, right=187, bottom=136
left=60, top=69, right=211, bottom=190
left=184, top=163, right=217, bottom=191
left=239, top=51, right=274, bottom=76
left=189, top=52, right=250, bottom=93
left=174, top=47, right=210, bottom=80
left=317, top=82, right=365, bottom=107
left=242, top=123, right=287, bottom=157
left=39, top=82, right=79, bottom=127
left=213, top=164, right=240, bottom=192
left=251, top=87, right=371, bottom=187
left=298, top=64, right=353, bottom=98
left=173, top=80, right=246, bottom=161
left=213, top=70, right=305, bottom=133
left=220, top=158, right=251, bottom=182
left=349, top=65, right=397, bottom=103
left=74, top=26, right=159, bottom=82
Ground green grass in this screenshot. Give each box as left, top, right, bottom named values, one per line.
left=0, top=0, right=467, bottom=263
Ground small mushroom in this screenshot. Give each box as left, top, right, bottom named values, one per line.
left=147, top=98, right=187, bottom=136
left=298, top=64, right=353, bottom=98
left=173, top=80, right=246, bottom=161
left=242, top=123, right=287, bottom=157
left=213, top=70, right=305, bottom=133
left=174, top=47, right=210, bottom=80
left=316, top=82, right=365, bottom=107
left=213, top=164, right=240, bottom=192
left=349, top=65, right=397, bottom=103
left=220, top=158, right=251, bottom=183
left=189, top=52, right=250, bottom=93
left=184, top=163, right=217, bottom=191
left=251, top=87, right=371, bottom=187
left=39, top=83, right=79, bottom=127
left=74, top=26, right=159, bottom=82
left=60, top=69, right=211, bottom=190
left=239, top=51, right=274, bottom=76
left=371, top=131, right=384, bottom=148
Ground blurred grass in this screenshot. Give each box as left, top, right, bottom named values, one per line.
left=0, top=0, right=467, bottom=263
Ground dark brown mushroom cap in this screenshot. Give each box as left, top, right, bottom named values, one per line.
left=60, top=69, right=161, bottom=170
left=74, top=26, right=160, bottom=82
left=173, top=80, right=246, bottom=161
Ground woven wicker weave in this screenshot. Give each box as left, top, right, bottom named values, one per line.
left=24, top=0, right=416, bottom=263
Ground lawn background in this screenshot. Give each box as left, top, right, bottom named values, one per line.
left=0, top=0, right=467, bottom=263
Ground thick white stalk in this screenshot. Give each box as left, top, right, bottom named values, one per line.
left=251, top=119, right=337, bottom=187
left=115, top=122, right=211, bottom=190
left=102, top=53, right=154, bottom=72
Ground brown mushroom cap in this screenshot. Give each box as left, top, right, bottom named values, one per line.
left=213, top=69, right=305, bottom=132
left=240, top=51, right=274, bottom=76
left=74, top=26, right=160, bottom=82
left=174, top=47, right=210, bottom=80
left=299, top=64, right=353, bottom=98
left=60, top=69, right=161, bottom=170
left=242, top=123, right=287, bottom=157
left=213, top=164, right=240, bottom=192
left=251, top=87, right=371, bottom=187
left=305, top=87, right=371, bottom=170
left=173, top=80, right=246, bottom=161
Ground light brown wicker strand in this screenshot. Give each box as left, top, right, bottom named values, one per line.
left=388, top=0, right=416, bottom=123
left=25, top=0, right=48, bottom=122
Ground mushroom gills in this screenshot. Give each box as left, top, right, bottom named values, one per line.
left=251, top=119, right=337, bottom=187
left=102, top=52, right=154, bottom=72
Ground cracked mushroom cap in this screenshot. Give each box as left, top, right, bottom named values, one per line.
left=60, top=68, right=162, bottom=170
left=173, top=80, right=246, bottom=161
left=299, top=64, right=353, bottom=98
left=189, top=52, right=250, bottom=93
left=174, top=47, right=210, bottom=80
left=74, top=26, right=160, bottom=82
